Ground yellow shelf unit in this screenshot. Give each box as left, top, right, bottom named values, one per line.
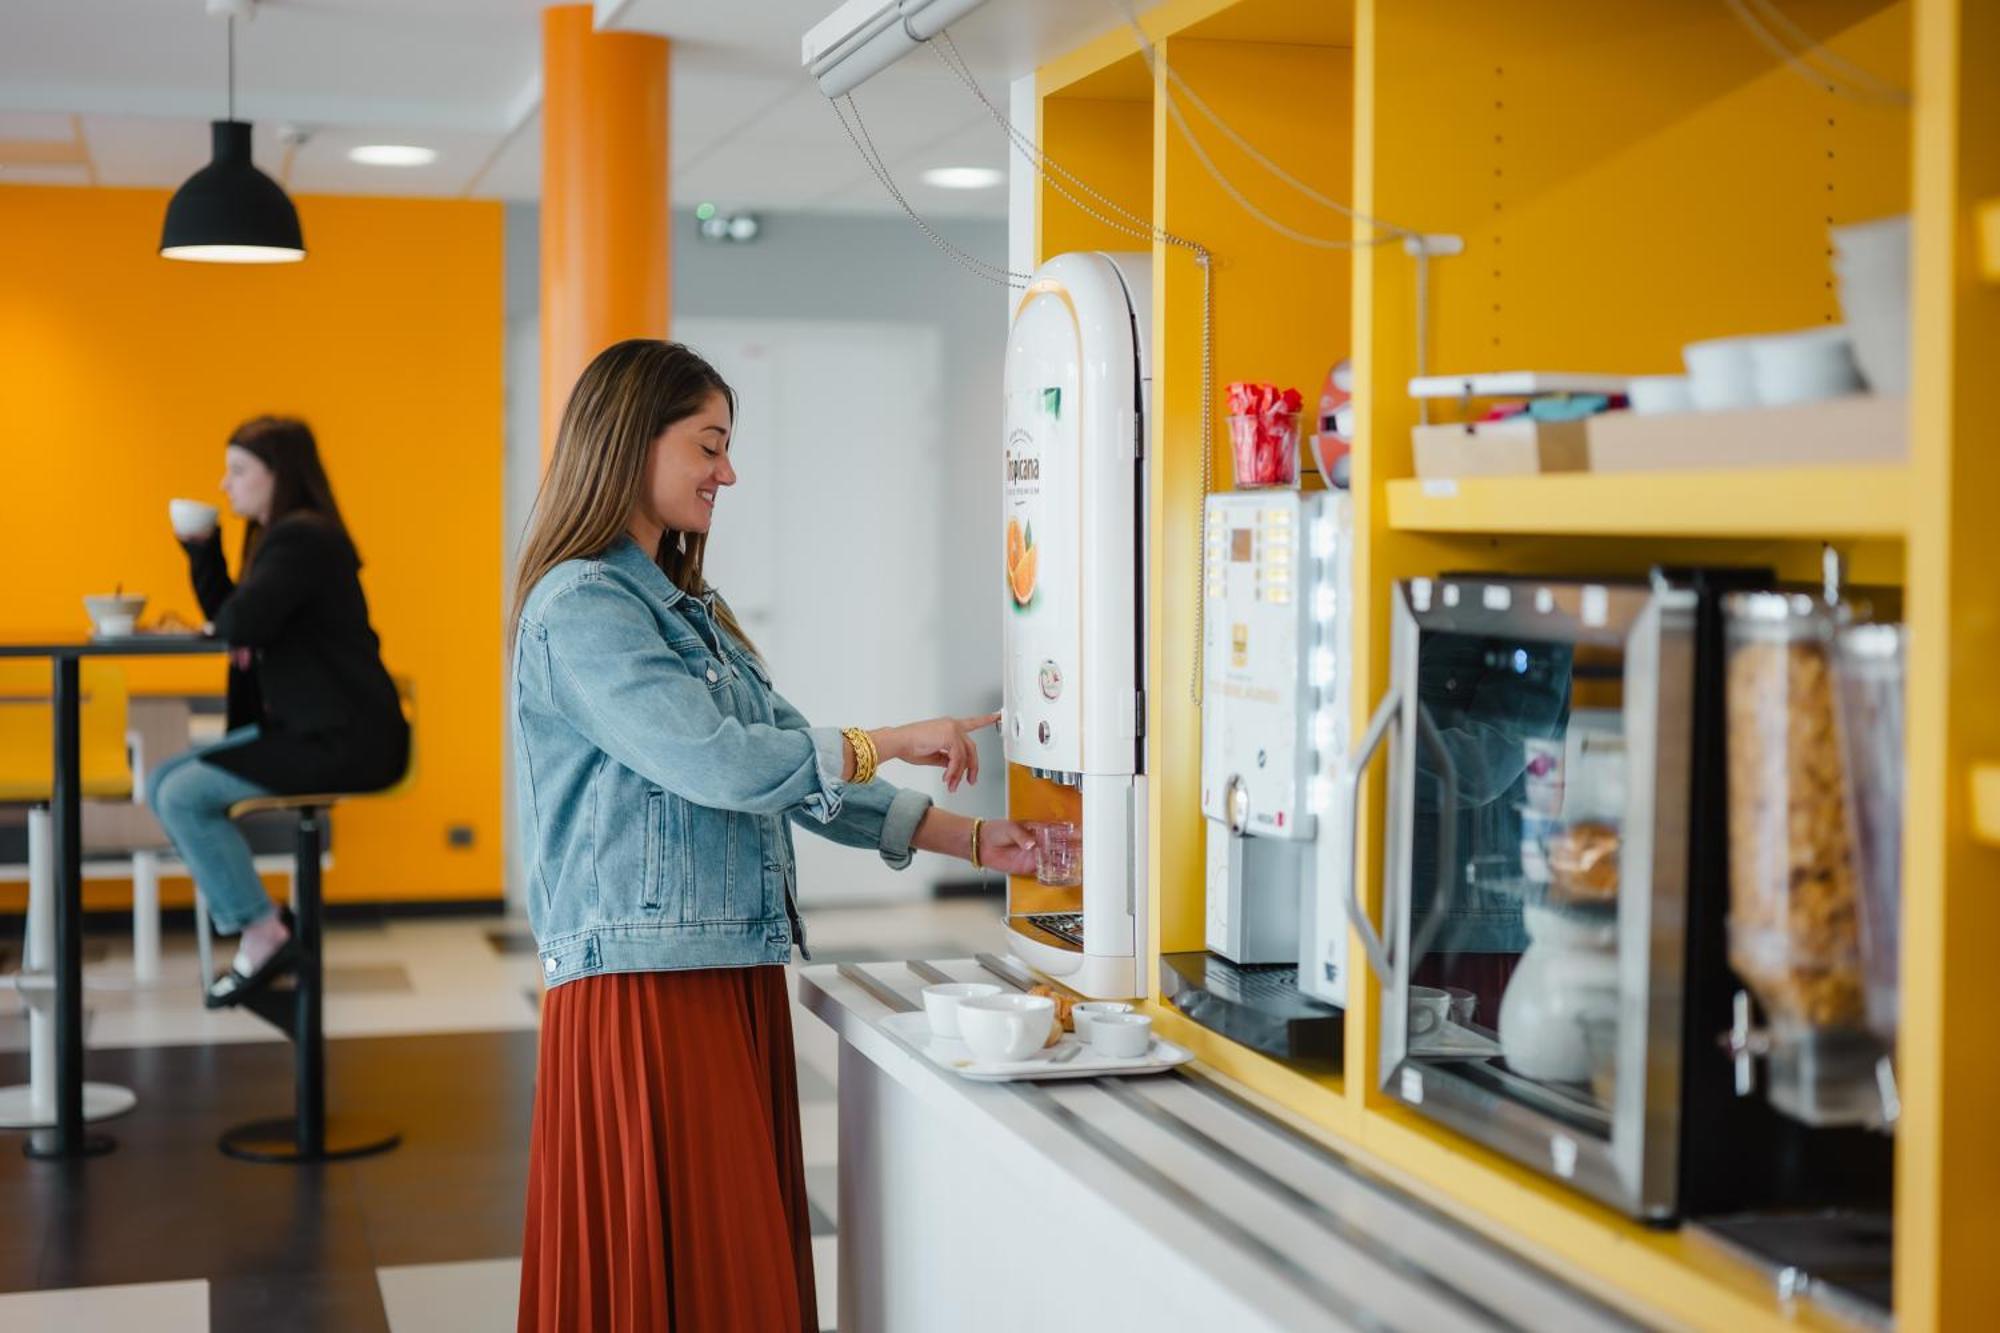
left=1973, top=764, right=2000, bottom=846
left=1033, top=0, right=1999, bottom=1327
left=1385, top=463, right=1912, bottom=539
left=1900, top=1, right=2000, bottom=1325
left=1142, top=1002, right=1356, bottom=1139
left=1352, top=4, right=1921, bottom=1326
left=1978, top=196, right=2000, bottom=281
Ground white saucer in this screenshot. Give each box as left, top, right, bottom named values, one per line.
left=880, top=1011, right=1194, bottom=1082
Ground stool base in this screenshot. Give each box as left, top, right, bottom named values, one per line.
left=219, top=1115, right=400, bottom=1164
left=0, top=1081, right=137, bottom=1130
left=24, top=1129, right=115, bottom=1159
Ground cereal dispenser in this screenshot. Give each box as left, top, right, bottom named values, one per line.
left=1723, top=591, right=1898, bottom=1129
left=1000, top=252, right=1150, bottom=1000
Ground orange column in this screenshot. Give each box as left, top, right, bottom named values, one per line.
left=540, top=4, right=670, bottom=460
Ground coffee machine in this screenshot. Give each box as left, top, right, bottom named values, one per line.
left=1000, top=251, right=1150, bottom=1000
left=1200, top=491, right=1356, bottom=986
left=1158, top=490, right=1352, bottom=1060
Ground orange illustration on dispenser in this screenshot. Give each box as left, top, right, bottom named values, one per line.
left=1006, top=517, right=1037, bottom=607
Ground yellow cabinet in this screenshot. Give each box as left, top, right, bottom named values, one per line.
left=1028, top=0, right=1996, bottom=1326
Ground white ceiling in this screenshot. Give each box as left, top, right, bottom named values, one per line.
left=0, top=0, right=1152, bottom=216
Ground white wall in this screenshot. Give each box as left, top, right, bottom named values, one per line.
left=502, top=205, right=1012, bottom=905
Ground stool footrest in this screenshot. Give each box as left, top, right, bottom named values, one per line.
left=219, top=1114, right=400, bottom=1163
left=238, top=981, right=299, bottom=1037
left=227, top=795, right=346, bottom=818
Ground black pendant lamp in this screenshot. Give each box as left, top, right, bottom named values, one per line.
left=160, top=10, right=304, bottom=263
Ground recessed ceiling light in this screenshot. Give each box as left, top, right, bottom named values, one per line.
left=921, top=166, right=1004, bottom=190
left=348, top=144, right=437, bottom=168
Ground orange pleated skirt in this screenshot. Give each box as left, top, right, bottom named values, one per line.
left=517, top=967, right=818, bottom=1332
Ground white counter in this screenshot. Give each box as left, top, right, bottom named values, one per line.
left=800, top=957, right=1651, bottom=1333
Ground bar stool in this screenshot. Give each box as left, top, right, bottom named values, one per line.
left=214, top=793, right=400, bottom=1162
left=214, top=681, right=414, bottom=1164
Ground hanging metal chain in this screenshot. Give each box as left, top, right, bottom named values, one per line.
left=827, top=26, right=1229, bottom=706
left=1723, top=0, right=1910, bottom=106
left=928, top=32, right=1217, bottom=706
left=1159, top=91, right=1401, bottom=252
left=931, top=34, right=1201, bottom=259
left=829, top=94, right=1031, bottom=288
left=1193, top=249, right=1212, bottom=707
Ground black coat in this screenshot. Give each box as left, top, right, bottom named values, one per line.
left=183, top=514, right=409, bottom=796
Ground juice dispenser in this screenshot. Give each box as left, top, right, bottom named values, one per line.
left=1001, top=251, right=1150, bottom=1000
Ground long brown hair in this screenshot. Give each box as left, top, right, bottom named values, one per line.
left=228, top=416, right=354, bottom=569
left=510, top=339, right=755, bottom=654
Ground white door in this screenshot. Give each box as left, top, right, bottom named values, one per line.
left=679, top=318, right=954, bottom=905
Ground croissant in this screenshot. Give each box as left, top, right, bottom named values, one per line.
left=1029, top=983, right=1077, bottom=1043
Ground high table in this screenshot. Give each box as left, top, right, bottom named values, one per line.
left=0, top=633, right=227, bottom=1159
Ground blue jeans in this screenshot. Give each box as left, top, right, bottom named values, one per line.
left=148, top=726, right=278, bottom=934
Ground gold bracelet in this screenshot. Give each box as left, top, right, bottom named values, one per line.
left=841, top=727, right=877, bottom=785
left=969, top=818, right=984, bottom=870
left=848, top=720, right=872, bottom=784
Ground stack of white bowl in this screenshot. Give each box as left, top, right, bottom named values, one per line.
left=1831, top=215, right=1911, bottom=396
left=1680, top=325, right=1864, bottom=411
left=1665, top=214, right=1910, bottom=414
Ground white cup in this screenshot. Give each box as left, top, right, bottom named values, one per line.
left=1682, top=335, right=1761, bottom=410
left=1408, top=986, right=1454, bottom=1041
left=1086, top=1012, right=1153, bottom=1059
left=956, top=993, right=1056, bottom=1064
left=1749, top=326, right=1863, bottom=407
left=1072, top=1000, right=1133, bottom=1043
left=1626, top=375, right=1695, bottom=415
left=169, top=498, right=220, bottom=541
left=920, top=982, right=1001, bottom=1040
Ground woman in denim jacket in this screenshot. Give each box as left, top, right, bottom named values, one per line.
left=512, top=339, right=1038, bottom=1331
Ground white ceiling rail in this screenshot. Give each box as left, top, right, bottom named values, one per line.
left=803, top=0, right=992, bottom=97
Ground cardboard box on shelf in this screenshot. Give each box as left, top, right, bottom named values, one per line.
left=1412, top=417, right=1591, bottom=480
left=1585, top=395, right=1907, bottom=473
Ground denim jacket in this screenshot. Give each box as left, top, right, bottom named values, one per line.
left=513, top=536, right=933, bottom=987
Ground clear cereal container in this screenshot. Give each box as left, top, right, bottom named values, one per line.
left=1832, top=623, right=1906, bottom=1048
left=1724, top=593, right=1865, bottom=1032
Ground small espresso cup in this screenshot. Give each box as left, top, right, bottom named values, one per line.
left=1071, top=1000, right=1133, bottom=1043
left=921, top=982, right=1001, bottom=1040
left=1408, top=986, right=1455, bottom=1040
left=1086, top=1012, right=1153, bottom=1060
left=956, top=993, right=1056, bottom=1064
left=169, top=498, right=220, bottom=542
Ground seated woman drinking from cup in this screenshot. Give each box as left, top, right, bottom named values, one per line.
left=150, top=416, right=408, bottom=1007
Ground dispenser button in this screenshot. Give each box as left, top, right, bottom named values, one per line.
left=1038, top=660, right=1063, bottom=700
left=1037, top=721, right=1052, bottom=745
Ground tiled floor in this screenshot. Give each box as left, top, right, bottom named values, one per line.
left=0, top=895, right=1010, bottom=1331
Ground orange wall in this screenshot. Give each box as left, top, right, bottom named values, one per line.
left=0, top=184, right=504, bottom=905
